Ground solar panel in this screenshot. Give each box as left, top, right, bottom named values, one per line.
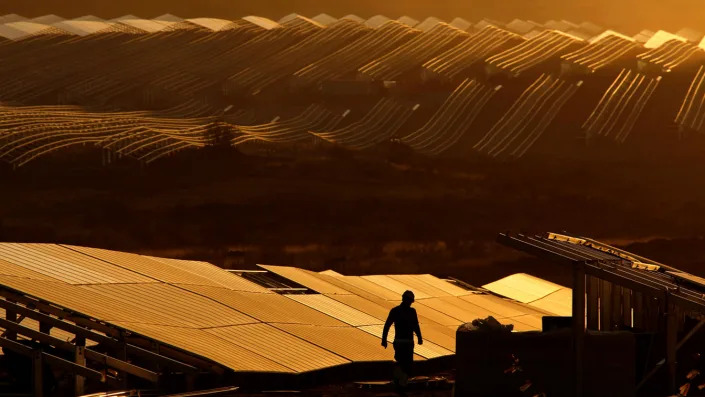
left=147, top=256, right=273, bottom=292
left=204, top=323, right=350, bottom=373
left=325, top=294, right=393, bottom=321
left=417, top=297, right=494, bottom=322
left=315, top=274, right=402, bottom=301
left=80, top=283, right=257, bottom=328
left=362, top=275, right=433, bottom=299
left=0, top=257, right=60, bottom=281
left=528, top=288, right=573, bottom=316
left=413, top=274, right=473, bottom=296
left=386, top=275, right=454, bottom=297
left=0, top=243, right=149, bottom=284
left=0, top=241, right=585, bottom=378
left=180, top=285, right=346, bottom=326
left=0, top=275, right=170, bottom=325
left=273, top=324, right=402, bottom=362
left=65, top=245, right=228, bottom=286
left=460, top=294, right=552, bottom=318
left=286, top=294, right=382, bottom=326
left=482, top=273, right=564, bottom=303
left=259, top=265, right=351, bottom=294
left=114, top=322, right=292, bottom=373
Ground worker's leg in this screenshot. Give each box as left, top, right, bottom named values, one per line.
left=393, top=342, right=413, bottom=388
left=400, top=343, right=414, bottom=377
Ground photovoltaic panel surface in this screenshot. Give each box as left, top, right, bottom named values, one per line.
left=259, top=265, right=351, bottom=294
left=482, top=273, right=563, bottom=303
left=113, top=322, right=292, bottom=373
left=204, top=323, right=350, bottom=373
left=0, top=242, right=579, bottom=376
left=528, top=288, right=572, bottom=316
left=179, top=285, right=346, bottom=326
left=286, top=294, right=382, bottom=326
left=147, top=256, right=273, bottom=292
left=313, top=273, right=402, bottom=301
left=362, top=275, right=433, bottom=299
left=272, top=324, right=401, bottom=362
left=0, top=243, right=151, bottom=284
left=80, top=283, right=257, bottom=328
left=413, top=274, right=474, bottom=296
left=65, top=245, right=229, bottom=286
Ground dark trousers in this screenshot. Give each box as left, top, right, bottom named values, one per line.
left=393, top=341, right=414, bottom=376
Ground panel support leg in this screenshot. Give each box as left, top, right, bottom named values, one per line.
left=573, top=263, right=586, bottom=397
left=33, top=350, right=43, bottom=397
left=75, top=336, right=86, bottom=396
left=666, top=299, right=678, bottom=395
left=5, top=301, right=17, bottom=341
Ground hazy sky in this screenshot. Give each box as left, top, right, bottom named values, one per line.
left=0, top=0, right=701, bottom=33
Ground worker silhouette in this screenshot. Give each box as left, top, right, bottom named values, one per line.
left=382, top=290, right=422, bottom=393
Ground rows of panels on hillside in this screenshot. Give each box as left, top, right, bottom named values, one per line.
left=0, top=243, right=572, bottom=374
left=0, top=15, right=703, bottom=167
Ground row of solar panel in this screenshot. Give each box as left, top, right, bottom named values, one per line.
left=0, top=243, right=571, bottom=374
left=0, top=13, right=702, bottom=45
left=0, top=15, right=702, bottom=167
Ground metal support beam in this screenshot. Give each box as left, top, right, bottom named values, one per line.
left=0, top=336, right=103, bottom=381
left=497, top=232, right=705, bottom=395
left=117, top=340, right=129, bottom=389
left=5, top=300, right=17, bottom=341
left=33, top=350, right=42, bottom=397
left=636, top=320, right=705, bottom=392
left=39, top=311, right=52, bottom=335
left=676, top=320, right=705, bottom=351
left=75, top=336, right=86, bottom=396
left=0, top=290, right=120, bottom=338
left=611, top=285, right=622, bottom=328
left=0, top=317, right=159, bottom=383
left=666, top=299, right=678, bottom=394
left=600, top=280, right=612, bottom=330
left=622, top=288, right=632, bottom=327
left=0, top=297, right=197, bottom=373
left=586, top=276, right=599, bottom=330
left=128, top=337, right=219, bottom=373
left=497, top=233, right=581, bottom=266
left=633, top=291, right=644, bottom=329
left=87, top=349, right=159, bottom=383
left=585, top=265, right=665, bottom=299
left=573, top=263, right=586, bottom=397
left=43, top=350, right=105, bottom=382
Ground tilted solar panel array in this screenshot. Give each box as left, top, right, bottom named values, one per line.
left=423, top=26, right=525, bottom=81
left=561, top=32, right=640, bottom=73
left=675, top=65, right=705, bottom=133
left=400, top=79, right=499, bottom=155
left=0, top=102, right=250, bottom=167
left=474, top=74, right=582, bottom=159
left=231, top=104, right=346, bottom=147
left=485, top=30, right=582, bottom=77
left=582, top=69, right=661, bottom=143
left=311, top=98, right=417, bottom=150
left=0, top=14, right=702, bottom=166
left=226, top=19, right=370, bottom=95
left=293, top=21, right=419, bottom=88
left=0, top=243, right=574, bottom=377
left=358, top=23, right=468, bottom=82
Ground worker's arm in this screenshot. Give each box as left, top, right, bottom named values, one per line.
left=413, top=309, right=423, bottom=345
left=382, top=308, right=395, bottom=348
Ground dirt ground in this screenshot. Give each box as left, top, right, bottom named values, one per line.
left=2, top=146, right=705, bottom=287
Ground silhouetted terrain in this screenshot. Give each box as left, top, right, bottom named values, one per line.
left=3, top=148, right=704, bottom=287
